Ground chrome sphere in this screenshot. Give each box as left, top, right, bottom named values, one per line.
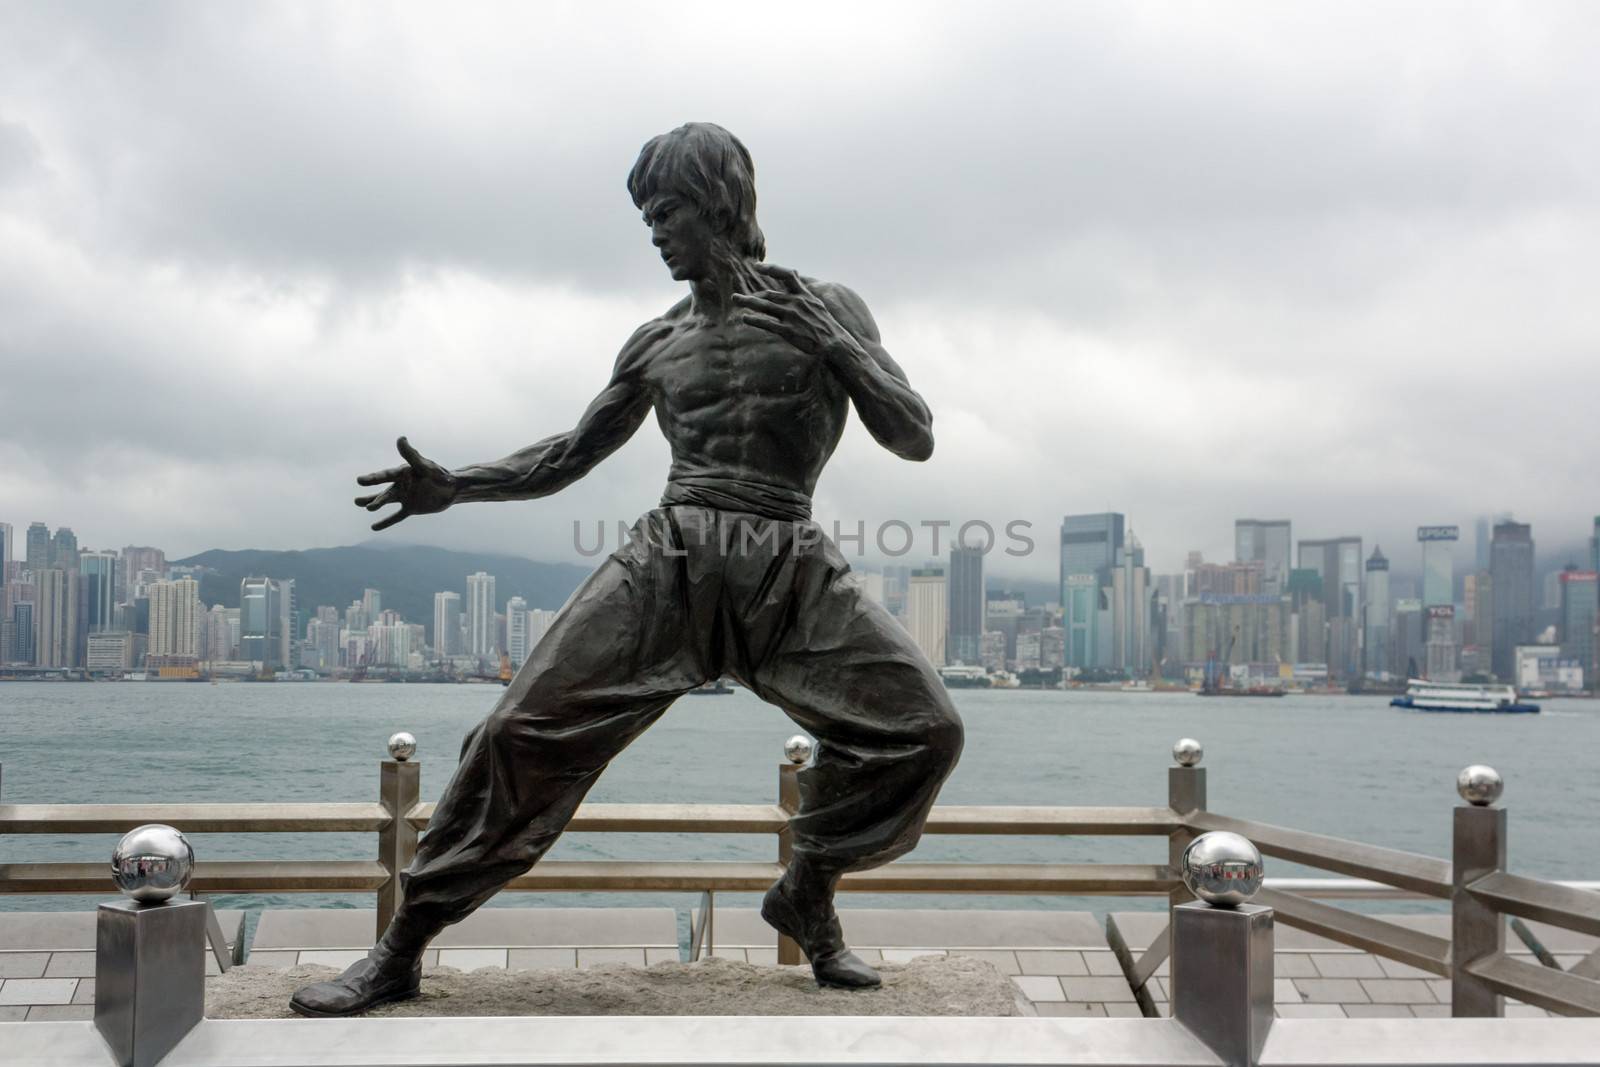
left=1172, top=738, right=1204, bottom=767
left=1180, top=831, right=1264, bottom=907
left=111, top=824, right=194, bottom=903
left=783, top=734, right=814, bottom=765
left=387, top=731, right=417, bottom=762
left=1457, top=764, right=1503, bottom=807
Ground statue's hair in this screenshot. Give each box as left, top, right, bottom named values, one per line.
left=627, top=123, right=766, bottom=261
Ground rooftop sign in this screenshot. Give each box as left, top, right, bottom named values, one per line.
left=1417, top=525, right=1460, bottom=541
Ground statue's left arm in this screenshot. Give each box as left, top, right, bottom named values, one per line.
left=735, top=266, right=934, bottom=462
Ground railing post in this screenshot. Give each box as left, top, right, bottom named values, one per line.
left=377, top=732, right=421, bottom=942
left=1168, top=738, right=1207, bottom=1001
left=1452, top=763, right=1506, bottom=1018
left=776, top=735, right=810, bottom=966
left=1172, top=831, right=1270, bottom=1067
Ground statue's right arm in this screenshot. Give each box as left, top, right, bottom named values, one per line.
left=449, top=323, right=662, bottom=504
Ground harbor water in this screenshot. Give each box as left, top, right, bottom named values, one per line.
left=2, top=682, right=1596, bottom=918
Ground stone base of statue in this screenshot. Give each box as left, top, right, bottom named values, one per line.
left=210, top=956, right=1025, bottom=1019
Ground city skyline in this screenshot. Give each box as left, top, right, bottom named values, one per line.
left=3, top=6, right=1599, bottom=577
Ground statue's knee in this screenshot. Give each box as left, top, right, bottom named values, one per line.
left=923, top=701, right=964, bottom=774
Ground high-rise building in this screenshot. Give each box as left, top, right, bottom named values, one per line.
left=239, top=576, right=284, bottom=669
left=77, top=550, right=119, bottom=664
left=433, top=591, right=462, bottom=657
left=527, top=608, right=556, bottom=654
left=506, top=596, right=531, bottom=668
left=33, top=568, right=77, bottom=668
left=119, top=546, right=166, bottom=602
left=25, top=522, right=50, bottom=570
left=50, top=526, right=79, bottom=570
left=907, top=567, right=947, bottom=665
left=1558, top=568, right=1598, bottom=681
left=1297, top=537, right=1362, bottom=678
left=1424, top=605, right=1459, bottom=682
left=1489, top=521, right=1535, bottom=680
left=1417, top=526, right=1458, bottom=608
left=946, top=545, right=983, bottom=665
left=0, top=522, right=10, bottom=630
left=367, top=610, right=412, bottom=668
left=466, top=572, right=497, bottom=659
left=1364, top=546, right=1391, bottom=678
left=10, top=600, right=35, bottom=664
left=148, top=578, right=201, bottom=660
left=362, top=588, right=382, bottom=619
left=1059, top=513, right=1125, bottom=670
left=1591, top=516, right=1599, bottom=573
left=1235, top=519, right=1291, bottom=596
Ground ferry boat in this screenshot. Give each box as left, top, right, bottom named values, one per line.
left=1390, top=679, right=1540, bottom=714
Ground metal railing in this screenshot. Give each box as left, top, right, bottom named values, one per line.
left=1, top=735, right=1595, bottom=1018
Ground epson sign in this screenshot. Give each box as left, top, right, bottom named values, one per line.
left=1417, top=525, right=1460, bottom=541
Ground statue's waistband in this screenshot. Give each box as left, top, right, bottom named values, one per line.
left=659, top=477, right=813, bottom=522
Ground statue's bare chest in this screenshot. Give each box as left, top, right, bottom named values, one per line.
left=646, top=319, right=833, bottom=415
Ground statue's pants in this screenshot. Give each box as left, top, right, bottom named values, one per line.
left=399, top=506, right=964, bottom=924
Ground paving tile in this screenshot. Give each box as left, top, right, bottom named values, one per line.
left=27, top=1004, right=94, bottom=1021
left=1033, top=1001, right=1104, bottom=1016
left=0, top=954, right=49, bottom=979
left=1010, top=975, right=1065, bottom=1002
left=1426, top=980, right=1451, bottom=1003
left=1360, top=978, right=1436, bottom=1004
left=437, top=948, right=507, bottom=971
left=1102, top=1003, right=1143, bottom=1017
left=241, top=950, right=299, bottom=968
left=1059, top=976, right=1137, bottom=1003
left=1015, top=950, right=1085, bottom=976
left=1150, top=1000, right=1172, bottom=1017
left=1311, top=953, right=1384, bottom=979
left=1344, top=1004, right=1414, bottom=1018
left=1293, top=978, right=1369, bottom=1004
left=744, top=948, right=776, bottom=966
left=0, top=978, right=79, bottom=1006
left=1376, top=958, right=1436, bottom=980
left=1274, top=953, right=1318, bottom=978
left=950, top=950, right=1019, bottom=976
left=1082, top=951, right=1122, bottom=976
left=72, top=979, right=95, bottom=1005
left=507, top=948, right=575, bottom=970
left=1153, top=977, right=1170, bottom=1001
left=1274, top=979, right=1303, bottom=1004
left=1410, top=1005, right=1451, bottom=1018
left=1276, top=1003, right=1346, bottom=1018
left=255, top=908, right=675, bottom=950
left=44, top=952, right=95, bottom=978
left=296, top=950, right=367, bottom=969
left=880, top=949, right=945, bottom=963
left=577, top=948, right=645, bottom=969
left=1506, top=1004, right=1549, bottom=1018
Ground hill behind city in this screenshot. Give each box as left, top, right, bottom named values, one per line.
left=173, top=544, right=593, bottom=624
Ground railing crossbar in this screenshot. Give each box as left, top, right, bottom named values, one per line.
left=1467, top=952, right=1600, bottom=1017
left=1188, top=811, right=1454, bottom=898
left=1252, top=887, right=1451, bottom=975
left=1468, top=870, right=1600, bottom=939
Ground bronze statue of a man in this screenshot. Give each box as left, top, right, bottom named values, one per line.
left=291, top=123, right=963, bottom=1017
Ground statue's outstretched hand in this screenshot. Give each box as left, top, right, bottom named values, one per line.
left=354, top=437, right=458, bottom=531
left=732, top=265, right=858, bottom=361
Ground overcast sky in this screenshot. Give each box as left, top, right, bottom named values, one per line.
left=2, top=2, right=1597, bottom=580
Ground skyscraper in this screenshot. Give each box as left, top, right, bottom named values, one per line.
left=433, top=591, right=462, bottom=657
left=25, top=522, right=50, bottom=570
left=0, top=521, right=11, bottom=572
left=466, top=572, right=497, bottom=659
left=907, top=567, right=947, bottom=666
left=1364, top=546, right=1391, bottom=678
left=946, top=545, right=983, bottom=665
left=148, top=578, right=201, bottom=660
left=506, top=596, right=531, bottom=668
left=77, top=550, right=119, bottom=663
left=1235, top=519, right=1291, bottom=596
left=1489, top=521, right=1535, bottom=680
left=1417, top=526, right=1458, bottom=608
left=239, top=576, right=284, bottom=669
left=1559, top=568, right=1598, bottom=681
left=1297, top=537, right=1362, bottom=678
left=33, top=568, right=75, bottom=668
left=1591, top=516, right=1599, bottom=573
left=50, top=526, right=78, bottom=570
left=1060, top=513, right=1124, bottom=670
left=362, top=588, right=383, bottom=619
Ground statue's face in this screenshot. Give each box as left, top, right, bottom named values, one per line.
left=643, top=193, right=718, bottom=282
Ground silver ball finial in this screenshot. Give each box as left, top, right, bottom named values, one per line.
left=1180, top=831, right=1264, bottom=907
left=1457, top=765, right=1503, bottom=807
left=387, top=731, right=417, bottom=762
left=111, top=824, right=195, bottom=904
left=1173, top=738, right=1203, bottom=767
left=783, top=734, right=814, bottom=765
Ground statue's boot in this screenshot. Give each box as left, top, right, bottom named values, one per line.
left=289, top=911, right=434, bottom=1017
left=761, top=867, right=880, bottom=989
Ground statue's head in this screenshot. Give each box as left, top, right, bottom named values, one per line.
left=628, top=123, right=766, bottom=281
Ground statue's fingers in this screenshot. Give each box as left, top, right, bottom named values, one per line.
left=356, top=466, right=406, bottom=487
left=354, top=493, right=381, bottom=508
left=739, top=311, right=794, bottom=340
left=756, top=263, right=806, bottom=294
left=371, top=507, right=411, bottom=532
left=732, top=294, right=790, bottom=319
left=396, top=436, right=425, bottom=469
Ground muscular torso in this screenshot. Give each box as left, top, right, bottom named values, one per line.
left=639, top=297, right=850, bottom=511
